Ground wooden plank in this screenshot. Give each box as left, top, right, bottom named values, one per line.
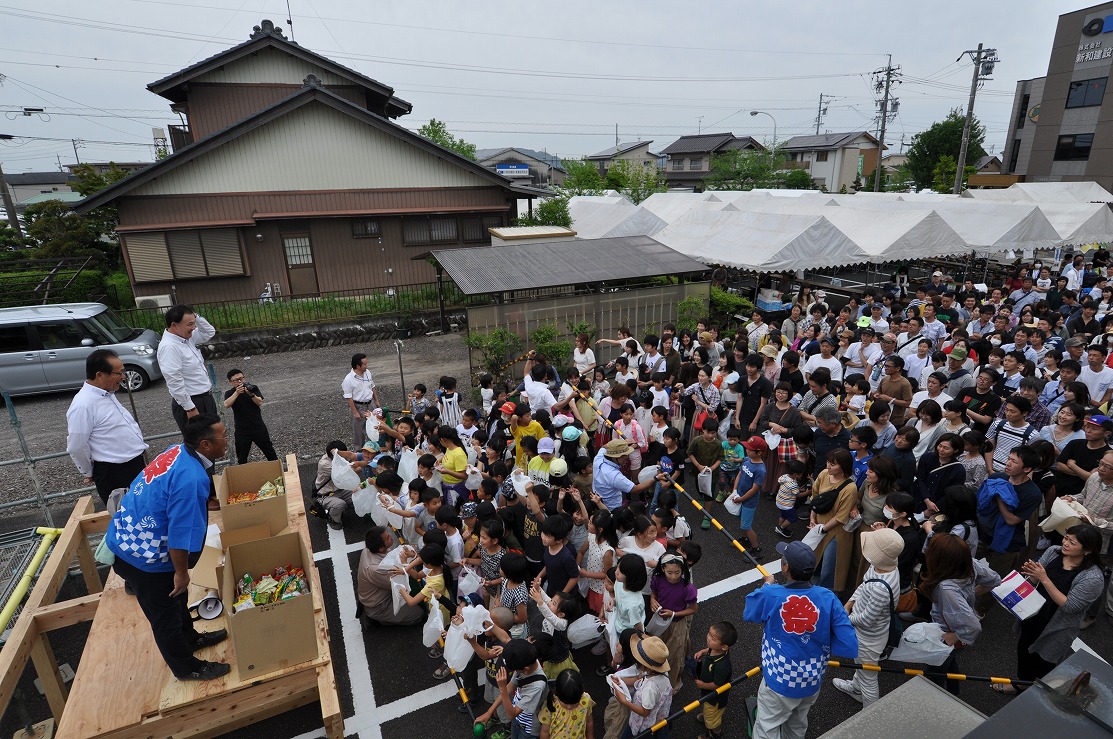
left=73, top=530, right=103, bottom=595
left=317, top=664, right=344, bottom=739
left=32, top=593, right=101, bottom=633
left=23, top=497, right=96, bottom=612
left=29, top=633, right=68, bottom=721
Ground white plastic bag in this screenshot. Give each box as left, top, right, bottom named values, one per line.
left=458, top=566, right=483, bottom=600
left=645, top=610, right=674, bottom=637
left=398, top=448, right=419, bottom=485
left=697, top=467, right=713, bottom=497
left=604, top=612, right=620, bottom=656
left=887, top=622, right=954, bottom=666
left=422, top=603, right=446, bottom=647
left=391, top=573, right=409, bottom=615
left=567, top=614, right=605, bottom=648
left=331, top=452, right=362, bottom=491
left=511, top=468, right=531, bottom=497
left=724, top=493, right=742, bottom=516
left=801, top=525, right=826, bottom=550
left=352, top=486, right=374, bottom=518
left=465, top=466, right=483, bottom=491
left=365, top=417, right=381, bottom=444
left=460, top=604, right=491, bottom=637
left=443, top=623, right=473, bottom=672
left=638, top=465, right=660, bottom=485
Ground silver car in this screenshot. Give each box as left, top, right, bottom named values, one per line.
left=0, top=303, right=162, bottom=396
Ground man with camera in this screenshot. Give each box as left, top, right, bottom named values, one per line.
left=223, top=368, right=278, bottom=465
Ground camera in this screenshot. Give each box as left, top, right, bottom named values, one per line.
left=243, top=383, right=259, bottom=395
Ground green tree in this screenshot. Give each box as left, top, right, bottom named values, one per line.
left=604, top=160, right=666, bottom=204
left=70, top=163, right=132, bottom=263
left=0, top=223, right=34, bottom=250
left=560, top=158, right=605, bottom=196
left=905, top=108, right=985, bottom=191
left=931, top=155, right=976, bottom=193
left=23, top=200, right=103, bottom=260
left=517, top=195, right=572, bottom=228
left=417, top=118, right=477, bottom=160
left=783, top=168, right=814, bottom=190
left=704, top=148, right=782, bottom=190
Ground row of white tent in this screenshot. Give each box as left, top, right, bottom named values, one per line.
left=567, top=183, right=1113, bottom=273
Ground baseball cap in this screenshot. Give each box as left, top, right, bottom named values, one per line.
left=871, top=303, right=884, bottom=311
left=932, top=270, right=943, bottom=277
left=458, top=591, right=483, bottom=607
left=538, top=437, right=555, bottom=454
left=698, top=331, right=714, bottom=342
left=819, top=336, right=835, bottom=346
left=949, top=346, right=968, bottom=361
left=741, top=436, right=769, bottom=453
left=460, top=501, right=478, bottom=519
left=859, top=327, right=876, bottom=337
left=548, top=458, right=569, bottom=477
left=1087, top=414, right=1113, bottom=430
left=776, top=541, right=817, bottom=572
left=814, top=290, right=826, bottom=300
left=856, top=317, right=871, bottom=327
left=562, top=426, right=582, bottom=442
left=499, top=401, right=517, bottom=414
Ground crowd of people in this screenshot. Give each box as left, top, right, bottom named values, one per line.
left=339, top=254, right=1113, bottom=738
left=68, top=252, right=1113, bottom=737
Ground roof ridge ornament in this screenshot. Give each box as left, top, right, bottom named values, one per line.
left=250, top=19, right=287, bottom=40
left=303, top=74, right=322, bottom=88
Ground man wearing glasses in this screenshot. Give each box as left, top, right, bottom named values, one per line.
left=66, top=349, right=148, bottom=506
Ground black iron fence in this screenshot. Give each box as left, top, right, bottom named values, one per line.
left=117, top=282, right=494, bottom=334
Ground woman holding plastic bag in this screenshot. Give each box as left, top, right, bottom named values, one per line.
left=917, top=533, right=1000, bottom=696
left=997, top=525, right=1104, bottom=694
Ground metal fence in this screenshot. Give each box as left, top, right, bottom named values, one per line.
left=117, top=282, right=495, bottom=334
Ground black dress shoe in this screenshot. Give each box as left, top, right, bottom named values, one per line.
left=178, top=660, right=231, bottom=681
left=190, top=629, right=228, bottom=652
left=124, top=582, right=135, bottom=596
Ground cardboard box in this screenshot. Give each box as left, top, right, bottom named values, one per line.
left=222, top=531, right=318, bottom=680
left=191, top=523, right=272, bottom=592
left=215, top=460, right=289, bottom=537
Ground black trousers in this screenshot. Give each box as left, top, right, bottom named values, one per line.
left=112, top=556, right=203, bottom=677
left=171, top=392, right=219, bottom=434
left=234, top=426, right=278, bottom=465
left=91, top=454, right=146, bottom=504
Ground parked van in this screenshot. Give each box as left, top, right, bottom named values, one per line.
left=0, top=303, right=162, bottom=396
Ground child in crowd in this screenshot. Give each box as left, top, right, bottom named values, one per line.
left=397, top=544, right=454, bottom=656
left=634, top=394, right=655, bottom=444
left=414, top=486, right=441, bottom=547
left=687, top=418, right=724, bottom=530
left=435, top=506, right=465, bottom=580
left=614, top=356, right=637, bottom=387
left=679, top=541, right=702, bottom=572
left=409, top=383, right=431, bottom=416
left=500, top=552, right=531, bottom=639
left=592, top=368, right=612, bottom=404
left=527, top=437, right=556, bottom=485
left=842, top=377, right=870, bottom=416
left=467, top=606, right=514, bottom=732
left=611, top=634, right=674, bottom=738
left=655, top=490, right=690, bottom=551
left=717, top=427, right=745, bottom=504
left=849, top=426, right=877, bottom=488
left=775, top=459, right=808, bottom=539
left=529, top=581, right=581, bottom=678
left=457, top=408, right=479, bottom=446
left=579, top=510, right=617, bottom=655
left=728, top=436, right=767, bottom=560
left=537, top=669, right=594, bottom=739
left=539, top=515, right=579, bottom=597
left=479, top=373, right=495, bottom=416
left=478, top=640, right=547, bottom=739
left=417, top=453, right=445, bottom=495
left=465, top=518, right=505, bottom=608
left=438, top=375, right=463, bottom=429
left=650, top=554, right=699, bottom=693
left=649, top=374, right=670, bottom=415
left=599, top=555, right=648, bottom=675
left=648, top=405, right=670, bottom=447
left=691, top=622, right=738, bottom=739
left=614, top=404, right=648, bottom=480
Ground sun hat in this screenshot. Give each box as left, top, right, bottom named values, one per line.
left=759, top=345, right=779, bottom=358
left=604, top=439, right=635, bottom=458
left=629, top=634, right=670, bottom=674
left=856, top=317, right=872, bottom=327
left=460, top=501, right=478, bottom=519
left=860, top=527, right=904, bottom=570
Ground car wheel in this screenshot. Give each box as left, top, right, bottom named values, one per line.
left=122, top=366, right=150, bottom=392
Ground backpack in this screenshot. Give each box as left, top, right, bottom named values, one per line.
left=865, top=577, right=904, bottom=658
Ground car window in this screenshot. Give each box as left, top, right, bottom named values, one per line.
left=33, top=322, right=88, bottom=350
left=0, top=326, right=32, bottom=353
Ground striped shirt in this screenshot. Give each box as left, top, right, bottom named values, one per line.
left=989, top=420, right=1035, bottom=472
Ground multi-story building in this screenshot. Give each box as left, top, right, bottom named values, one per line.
left=779, top=132, right=882, bottom=192
left=659, top=133, right=763, bottom=189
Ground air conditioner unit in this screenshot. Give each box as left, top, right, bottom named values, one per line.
left=136, top=294, right=174, bottom=309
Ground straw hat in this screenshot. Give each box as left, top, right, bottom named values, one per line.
left=629, top=633, right=670, bottom=674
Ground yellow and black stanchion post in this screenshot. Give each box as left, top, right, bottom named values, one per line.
left=631, top=666, right=763, bottom=738
left=669, top=480, right=773, bottom=579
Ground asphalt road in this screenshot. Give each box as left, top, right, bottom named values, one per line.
left=1, top=336, right=1111, bottom=738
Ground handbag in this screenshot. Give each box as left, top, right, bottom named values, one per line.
left=864, top=578, right=904, bottom=658
left=808, top=478, right=853, bottom=515
left=896, top=588, right=918, bottom=614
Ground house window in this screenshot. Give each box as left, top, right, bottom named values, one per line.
left=352, top=220, right=381, bottom=238
left=1016, top=94, right=1030, bottom=128
left=462, top=215, right=502, bottom=243
left=125, top=229, right=245, bottom=283
left=815, top=151, right=829, bottom=162
left=689, top=158, right=702, bottom=170
left=1054, top=133, right=1094, bottom=161
left=1066, top=78, right=1107, bottom=109
left=402, top=217, right=459, bottom=246
left=671, top=159, right=684, bottom=170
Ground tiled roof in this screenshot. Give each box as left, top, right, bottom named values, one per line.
left=781, top=131, right=877, bottom=151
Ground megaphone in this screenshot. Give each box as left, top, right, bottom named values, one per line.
left=188, top=589, right=224, bottom=621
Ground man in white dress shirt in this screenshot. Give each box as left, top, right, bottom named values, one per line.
left=156, top=305, right=218, bottom=434
left=343, top=353, right=381, bottom=448
left=66, top=349, right=148, bottom=504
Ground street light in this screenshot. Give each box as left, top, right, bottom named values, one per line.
left=749, top=110, right=777, bottom=152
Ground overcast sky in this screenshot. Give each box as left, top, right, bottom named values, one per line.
left=0, top=0, right=1095, bottom=173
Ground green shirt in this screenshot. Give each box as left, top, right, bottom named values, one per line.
left=687, top=436, right=724, bottom=468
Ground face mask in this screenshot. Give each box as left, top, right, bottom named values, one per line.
left=501, top=414, right=511, bottom=424
left=883, top=507, right=897, bottom=520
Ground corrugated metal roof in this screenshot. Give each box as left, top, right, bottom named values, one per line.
left=474, top=147, right=567, bottom=173
left=781, top=131, right=876, bottom=151
left=432, top=235, right=707, bottom=294
left=5, top=172, right=73, bottom=186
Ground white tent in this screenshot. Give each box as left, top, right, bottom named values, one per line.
left=1033, top=202, right=1113, bottom=244
left=567, top=199, right=639, bottom=238
left=597, top=207, right=670, bottom=238
left=637, top=196, right=735, bottom=225
left=653, top=210, right=871, bottom=272
left=964, top=182, right=1113, bottom=204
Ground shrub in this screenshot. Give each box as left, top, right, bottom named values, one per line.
left=529, top=323, right=573, bottom=368
left=676, top=295, right=706, bottom=332
left=710, top=286, right=754, bottom=318
left=464, top=327, right=524, bottom=381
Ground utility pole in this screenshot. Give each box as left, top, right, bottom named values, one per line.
left=615, top=123, right=619, bottom=147
left=953, top=43, right=999, bottom=194
left=56, top=153, right=63, bottom=172
left=697, top=116, right=703, bottom=134
left=872, top=56, right=900, bottom=192
left=814, top=93, right=830, bottom=135
left=71, top=138, right=81, bottom=165
left=0, top=161, right=23, bottom=235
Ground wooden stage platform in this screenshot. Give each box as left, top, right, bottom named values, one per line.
left=0, top=453, right=342, bottom=739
